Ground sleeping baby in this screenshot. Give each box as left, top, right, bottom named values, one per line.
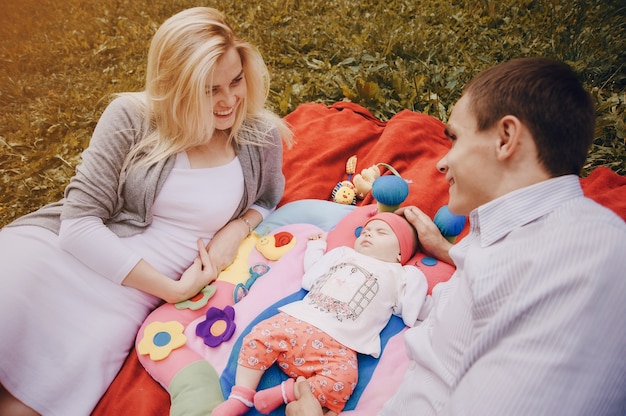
left=213, top=212, right=429, bottom=416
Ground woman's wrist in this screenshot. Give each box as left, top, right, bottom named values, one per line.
left=238, top=215, right=254, bottom=236
left=237, top=209, right=262, bottom=237
left=122, top=259, right=180, bottom=302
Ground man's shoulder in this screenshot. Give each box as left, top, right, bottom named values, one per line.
left=537, top=196, right=626, bottom=268
left=555, top=195, right=626, bottom=233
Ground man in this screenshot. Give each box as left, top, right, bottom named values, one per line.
left=286, top=57, right=626, bottom=415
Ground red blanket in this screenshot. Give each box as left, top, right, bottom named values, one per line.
left=93, top=102, right=626, bottom=415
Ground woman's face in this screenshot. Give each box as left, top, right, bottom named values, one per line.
left=354, top=219, right=401, bottom=263
left=207, top=47, right=247, bottom=131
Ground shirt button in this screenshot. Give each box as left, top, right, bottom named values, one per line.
left=408, top=361, right=417, bottom=370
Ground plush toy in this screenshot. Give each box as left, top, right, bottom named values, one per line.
left=255, top=231, right=297, bottom=261
left=331, top=156, right=359, bottom=205
left=353, top=164, right=381, bottom=199
left=331, top=180, right=357, bottom=205
left=331, top=155, right=408, bottom=205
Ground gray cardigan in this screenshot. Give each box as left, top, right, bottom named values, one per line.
left=9, top=95, right=285, bottom=236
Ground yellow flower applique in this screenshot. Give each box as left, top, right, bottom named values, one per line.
left=138, top=321, right=187, bottom=361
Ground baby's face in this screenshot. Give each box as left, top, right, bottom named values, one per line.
left=354, top=219, right=401, bottom=263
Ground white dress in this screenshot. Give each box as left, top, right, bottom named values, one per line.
left=0, top=152, right=243, bottom=416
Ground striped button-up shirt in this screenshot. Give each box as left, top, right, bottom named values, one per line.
left=381, top=175, right=626, bottom=416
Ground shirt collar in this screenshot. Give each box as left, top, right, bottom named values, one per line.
left=469, top=175, right=583, bottom=247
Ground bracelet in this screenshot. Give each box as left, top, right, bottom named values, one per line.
left=239, top=215, right=253, bottom=235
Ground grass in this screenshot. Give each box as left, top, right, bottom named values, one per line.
left=1, top=0, right=624, bottom=227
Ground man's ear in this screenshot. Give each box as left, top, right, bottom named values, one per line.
left=495, top=115, right=522, bottom=161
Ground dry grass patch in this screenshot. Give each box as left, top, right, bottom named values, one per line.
left=1, top=0, right=624, bottom=226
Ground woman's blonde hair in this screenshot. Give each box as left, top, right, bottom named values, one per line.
left=124, top=7, right=292, bottom=166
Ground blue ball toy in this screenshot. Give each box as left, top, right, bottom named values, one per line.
left=371, top=175, right=409, bottom=212
left=434, top=205, right=466, bottom=240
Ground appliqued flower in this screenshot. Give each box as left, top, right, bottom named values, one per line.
left=137, top=321, right=187, bottom=361
left=196, top=305, right=236, bottom=347
left=175, top=285, right=216, bottom=310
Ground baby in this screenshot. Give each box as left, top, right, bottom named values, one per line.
left=214, top=212, right=429, bottom=415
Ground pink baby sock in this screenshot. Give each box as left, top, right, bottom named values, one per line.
left=254, top=378, right=297, bottom=414
left=212, top=385, right=255, bottom=416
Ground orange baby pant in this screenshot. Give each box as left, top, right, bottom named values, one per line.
left=238, top=312, right=358, bottom=413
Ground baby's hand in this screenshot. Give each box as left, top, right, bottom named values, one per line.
left=308, top=232, right=325, bottom=241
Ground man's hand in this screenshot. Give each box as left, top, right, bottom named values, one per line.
left=285, top=377, right=323, bottom=416
left=396, top=206, right=454, bottom=265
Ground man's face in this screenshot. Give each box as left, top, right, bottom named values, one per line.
left=437, top=95, right=500, bottom=216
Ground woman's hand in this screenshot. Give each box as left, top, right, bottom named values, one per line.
left=122, top=239, right=216, bottom=304
left=285, top=377, right=323, bottom=416
left=206, top=227, right=242, bottom=274
left=396, top=206, right=454, bottom=265
left=173, top=239, right=218, bottom=302
left=206, top=211, right=261, bottom=273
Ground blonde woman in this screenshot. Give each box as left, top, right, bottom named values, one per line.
left=0, top=7, right=292, bottom=416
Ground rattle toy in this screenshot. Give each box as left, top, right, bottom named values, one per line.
left=371, top=175, right=409, bottom=212
left=433, top=205, right=466, bottom=242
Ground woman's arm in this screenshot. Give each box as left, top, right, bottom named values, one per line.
left=59, top=217, right=216, bottom=303
left=57, top=96, right=218, bottom=303
left=205, top=208, right=263, bottom=274
left=123, top=239, right=216, bottom=303
left=61, top=95, right=147, bottom=222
